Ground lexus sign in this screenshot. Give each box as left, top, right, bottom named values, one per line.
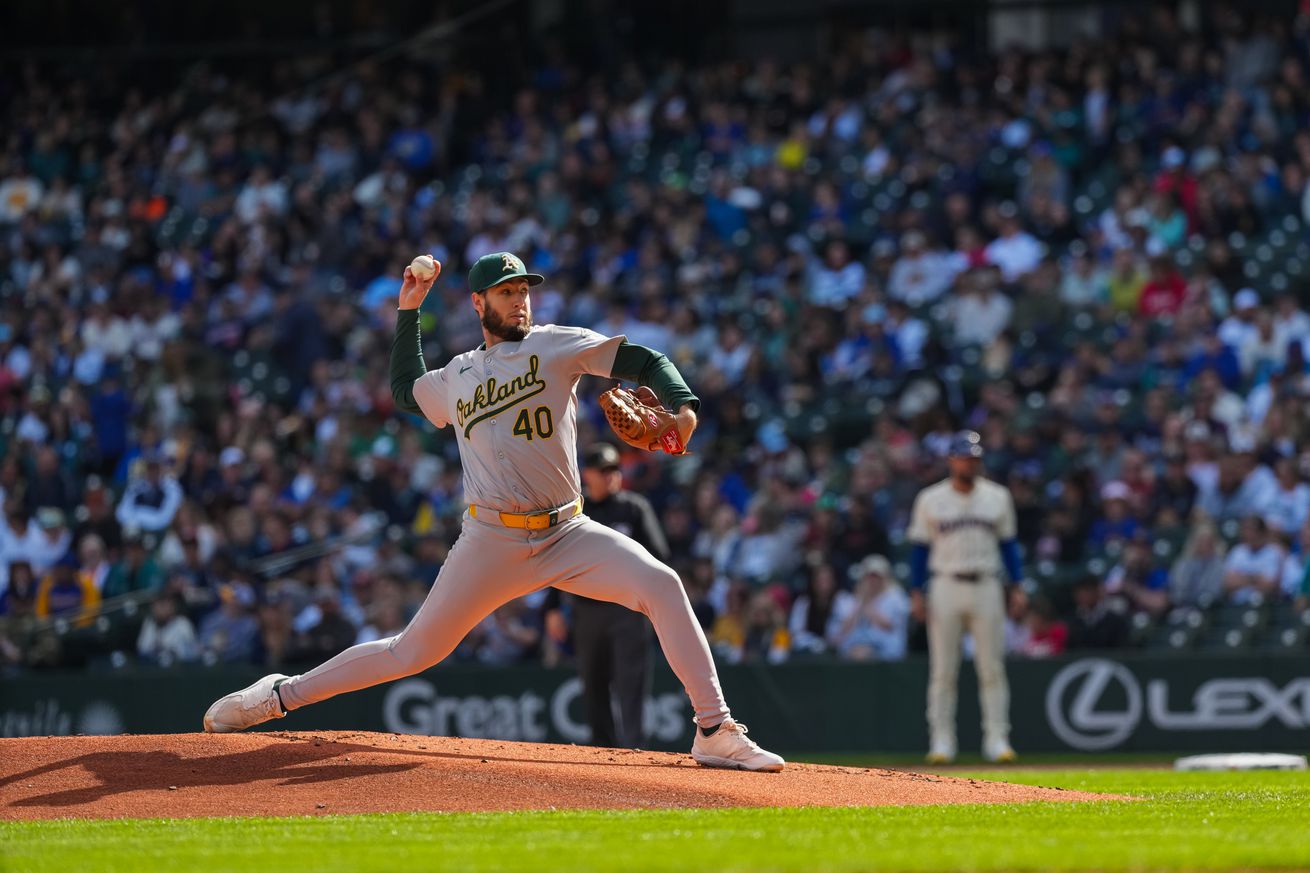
left=1046, top=658, right=1310, bottom=751
left=1046, top=659, right=1143, bottom=750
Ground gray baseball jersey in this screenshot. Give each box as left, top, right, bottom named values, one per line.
left=412, top=324, right=624, bottom=512
left=907, top=477, right=1017, bottom=576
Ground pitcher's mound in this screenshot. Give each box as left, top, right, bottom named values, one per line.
left=0, top=731, right=1116, bottom=820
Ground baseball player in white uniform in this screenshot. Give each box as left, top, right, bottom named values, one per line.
left=907, top=430, right=1022, bottom=764
left=202, top=251, right=784, bottom=772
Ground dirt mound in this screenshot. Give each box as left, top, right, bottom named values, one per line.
left=0, top=732, right=1117, bottom=820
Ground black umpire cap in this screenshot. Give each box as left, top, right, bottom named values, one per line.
left=948, top=430, right=985, bottom=458
left=583, top=443, right=621, bottom=470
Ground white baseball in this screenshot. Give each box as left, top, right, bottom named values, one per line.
left=409, top=254, right=438, bottom=281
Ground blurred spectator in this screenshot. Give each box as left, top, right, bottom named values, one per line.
left=1104, top=537, right=1170, bottom=617
left=1153, top=147, right=1195, bottom=218
left=287, top=578, right=360, bottom=658
left=1015, top=598, right=1067, bottom=658
left=235, top=165, right=288, bottom=225
left=468, top=600, right=541, bottom=666
left=1239, top=311, right=1287, bottom=379
left=1223, top=517, right=1286, bottom=604
left=1019, top=144, right=1069, bottom=213
left=356, top=599, right=407, bottom=646
left=116, top=456, right=183, bottom=533
left=949, top=268, right=1013, bottom=348
left=1280, top=519, right=1310, bottom=601
left=1186, top=339, right=1244, bottom=393
left=35, top=553, right=99, bottom=623
left=1002, top=585, right=1031, bottom=654
left=808, top=240, right=866, bottom=308
left=707, top=322, right=756, bottom=386
left=1272, top=294, right=1310, bottom=354
left=1090, top=482, right=1139, bottom=547
left=1137, top=255, right=1187, bottom=318
left=29, top=508, right=73, bottom=575
left=1058, top=250, right=1108, bottom=309
left=253, top=591, right=295, bottom=668
left=1197, top=456, right=1268, bottom=522
left=1067, top=576, right=1131, bottom=650
left=832, top=555, right=909, bottom=661
left=710, top=581, right=750, bottom=661
left=1107, top=248, right=1148, bottom=312
left=105, top=532, right=164, bottom=598
left=158, top=503, right=221, bottom=570
left=73, top=479, right=123, bottom=555
left=0, top=505, right=42, bottom=598
left=1145, top=193, right=1186, bottom=251
left=1219, top=290, right=1262, bottom=349
left=137, top=592, right=200, bottom=665
left=198, top=582, right=259, bottom=663
left=788, top=563, right=855, bottom=655
left=888, top=231, right=954, bottom=307
left=77, top=534, right=112, bottom=595
left=1169, top=522, right=1228, bottom=608
left=683, top=560, right=718, bottom=632
left=0, top=560, right=55, bottom=667
left=735, top=502, right=804, bottom=586
left=25, top=447, right=75, bottom=515
left=884, top=300, right=928, bottom=370
left=738, top=590, right=791, bottom=664
left=411, top=535, right=448, bottom=583
left=984, top=209, right=1043, bottom=282
left=0, top=561, right=38, bottom=619
left=88, top=375, right=131, bottom=478
left=1151, top=453, right=1198, bottom=522
left=1263, top=457, right=1310, bottom=539
left=0, top=161, right=42, bottom=222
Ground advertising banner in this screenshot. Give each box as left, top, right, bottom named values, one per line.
left=3, top=653, right=1306, bottom=754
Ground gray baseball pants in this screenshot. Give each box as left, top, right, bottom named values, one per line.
left=926, top=574, right=1011, bottom=752
left=277, top=513, right=730, bottom=726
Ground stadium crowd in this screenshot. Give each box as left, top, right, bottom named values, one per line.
left=1, top=4, right=1309, bottom=674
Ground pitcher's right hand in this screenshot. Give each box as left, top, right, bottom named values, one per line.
left=398, top=258, right=441, bottom=310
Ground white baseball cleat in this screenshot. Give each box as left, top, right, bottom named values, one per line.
left=983, top=741, right=1018, bottom=764
left=691, top=718, right=785, bottom=772
left=925, top=740, right=956, bottom=765
left=203, top=673, right=290, bottom=733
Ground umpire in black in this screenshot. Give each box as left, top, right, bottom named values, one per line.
left=549, top=442, right=668, bottom=748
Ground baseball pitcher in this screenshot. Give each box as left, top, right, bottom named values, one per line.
left=907, top=430, right=1022, bottom=764
left=202, top=251, right=784, bottom=772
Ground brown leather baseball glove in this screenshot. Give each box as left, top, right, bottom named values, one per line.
left=598, top=385, right=688, bottom=455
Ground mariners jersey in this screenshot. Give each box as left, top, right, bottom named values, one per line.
left=906, top=478, right=1017, bottom=577
left=412, top=324, right=624, bottom=512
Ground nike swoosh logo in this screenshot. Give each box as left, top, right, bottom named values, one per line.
left=459, top=365, right=473, bottom=374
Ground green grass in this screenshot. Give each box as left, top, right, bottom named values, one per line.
left=4, top=769, right=1309, bottom=873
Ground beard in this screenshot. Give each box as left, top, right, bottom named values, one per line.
left=482, top=307, right=532, bottom=342
left=951, top=468, right=977, bottom=486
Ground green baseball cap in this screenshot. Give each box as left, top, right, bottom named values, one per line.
left=467, top=251, right=545, bottom=292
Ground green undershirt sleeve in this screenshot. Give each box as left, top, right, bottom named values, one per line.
left=390, top=309, right=427, bottom=415
left=609, top=341, right=699, bottom=413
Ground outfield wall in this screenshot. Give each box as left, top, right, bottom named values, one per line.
left=3, top=653, right=1307, bottom=754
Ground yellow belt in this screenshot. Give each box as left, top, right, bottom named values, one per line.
left=468, top=497, right=584, bottom=530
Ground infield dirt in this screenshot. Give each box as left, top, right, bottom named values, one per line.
left=0, top=732, right=1121, bottom=820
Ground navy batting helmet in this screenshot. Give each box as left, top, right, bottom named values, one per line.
left=948, top=430, right=984, bottom=458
